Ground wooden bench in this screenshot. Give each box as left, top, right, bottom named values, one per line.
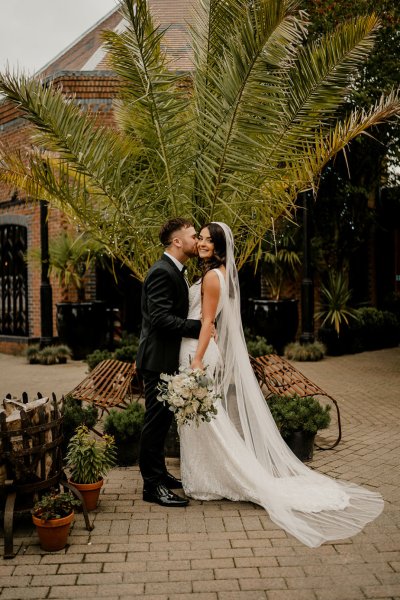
left=67, top=359, right=140, bottom=413
left=249, top=354, right=342, bottom=450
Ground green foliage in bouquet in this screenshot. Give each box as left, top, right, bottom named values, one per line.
left=267, top=394, right=331, bottom=438
left=65, top=425, right=117, bottom=484
left=32, top=491, right=81, bottom=522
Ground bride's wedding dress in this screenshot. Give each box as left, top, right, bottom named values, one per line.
left=179, top=224, right=383, bottom=548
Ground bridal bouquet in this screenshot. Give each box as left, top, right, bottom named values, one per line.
left=157, top=367, right=219, bottom=427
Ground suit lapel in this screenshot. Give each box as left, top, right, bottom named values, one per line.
left=161, top=254, right=189, bottom=300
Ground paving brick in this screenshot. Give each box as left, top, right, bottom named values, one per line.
left=169, top=549, right=211, bottom=560
left=363, top=584, right=400, bottom=597
left=191, top=558, right=234, bottom=570
left=67, top=543, right=108, bottom=554
left=40, top=553, right=85, bottom=564
left=218, top=592, right=267, bottom=599
left=239, top=577, right=287, bottom=591
left=211, top=548, right=253, bottom=559
left=267, top=591, right=317, bottom=600
left=96, top=583, right=146, bottom=596
left=58, top=563, right=102, bottom=574
left=314, top=587, right=367, bottom=600
left=123, top=571, right=169, bottom=583
left=31, top=574, right=77, bottom=586
left=192, top=579, right=240, bottom=592
left=169, top=595, right=217, bottom=600
left=234, top=556, right=279, bottom=568
left=145, top=581, right=192, bottom=594
left=0, top=588, right=50, bottom=599
left=214, top=567, right=260, bottom=579
left=48, top=587, right=98, bottom=598
left=146, top=559, right=190, bottom=571
left=84, top=552, right=126, bottom=563
left=0, top=576, right=31, bottom=587
left=168, top=569, right=214, bottom=581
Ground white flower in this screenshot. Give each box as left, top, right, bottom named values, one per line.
left=157, top=368, right=220, bottom=428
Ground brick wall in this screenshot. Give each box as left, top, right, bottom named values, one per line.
left=0, top=73, right=118, bottom=353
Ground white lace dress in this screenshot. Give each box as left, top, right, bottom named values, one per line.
left=178, top=269, right=384, bottom=547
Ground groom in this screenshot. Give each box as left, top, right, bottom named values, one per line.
left=136, top=217, right=201, bottom=507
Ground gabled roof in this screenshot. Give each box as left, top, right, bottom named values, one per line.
left=39, top=0, right=195, bottom=78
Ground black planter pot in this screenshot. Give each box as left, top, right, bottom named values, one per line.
left=284, top=431, right=316, bottom=462
left=56, top=301, right=108, bottom=360
left=249, top=298, right=299, bottom=355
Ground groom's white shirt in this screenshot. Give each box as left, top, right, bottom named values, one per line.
left=164, top=251, right=185, bottom=272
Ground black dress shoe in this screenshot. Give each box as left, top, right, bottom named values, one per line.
left=143, top=483, right=189, bottom=507
left=163, top=472, right=183, bottom=489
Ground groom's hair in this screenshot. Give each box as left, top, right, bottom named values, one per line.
left=159, top=217, right=193, bottom=247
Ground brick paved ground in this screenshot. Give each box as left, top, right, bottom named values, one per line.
left=1, top=348, right=399, bottom=600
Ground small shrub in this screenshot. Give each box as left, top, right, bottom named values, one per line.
left=61, top=395, right=99, bottom=454
left=26, top=344, right=40, bottom=364
left=284, top=341, right=326, bottom=362
left=55, top=345, right=72, bottom=363
left=85, top=332, right=139, bottom=370
left=244, top=328, right=274, bottom=357
left=85, top=349, right=113, bottom=371
left=104, top=402, right=145, bottom=441
left=113, top=344, right=137, bottom=363
left=103, top=402, right=145, bottom=466
left=350, top=307, right=400, bottom=351
left=267, top=394, right=331, bottom=438
left=118, top=332, right=140, bottom=349
left=39, top=346, right=58, bottom=365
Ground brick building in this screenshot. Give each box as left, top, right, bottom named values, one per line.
left=0, top=2, right=193, bottom=354
left=1, top=2, right=399, bottom=355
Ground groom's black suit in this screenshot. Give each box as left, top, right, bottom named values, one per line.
left=136, top=254, right=201, bottom=488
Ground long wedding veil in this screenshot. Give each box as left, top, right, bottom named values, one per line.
left=212, top=222, right=383, bottom=547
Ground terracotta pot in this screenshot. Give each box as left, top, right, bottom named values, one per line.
left=69, top=479, right=103, bottom=511
left=32, top=512, right=74, bottom=551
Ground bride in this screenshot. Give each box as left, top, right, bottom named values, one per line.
left=179, top=221, right=383, bottom=548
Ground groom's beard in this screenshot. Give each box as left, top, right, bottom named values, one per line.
left=184, top=248, right=199, bottom=259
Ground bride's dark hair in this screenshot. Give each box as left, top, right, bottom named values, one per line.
left=199, top=222, right=226, bottom=277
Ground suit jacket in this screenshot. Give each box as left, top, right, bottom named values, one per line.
left=136, top=254, right=201, bottom=374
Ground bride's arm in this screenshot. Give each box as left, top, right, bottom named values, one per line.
left=190, top=271, right=220, bottom=370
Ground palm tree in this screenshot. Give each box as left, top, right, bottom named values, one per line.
left=0, top=0, right=399, bottom=281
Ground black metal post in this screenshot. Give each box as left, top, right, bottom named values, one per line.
left=300, top=191, right=314, bottom=344
left=40, top=200, right=53, bottom=346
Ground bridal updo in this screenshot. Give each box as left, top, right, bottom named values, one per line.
left=199, top=222, right=226, bottom=277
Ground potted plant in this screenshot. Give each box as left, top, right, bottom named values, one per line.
left=26, top=344, right=41, bottom=364
left=65, top=425, right=117, bottom=510
left=31, top=491, right=81, bottom=551
left=283, top=341, right=326, bottom=362
left=316, top=271, right=360, bottom=355
left=46, top=232, right=109, bottom=359
left=55, top=345, right=72, bottom=364
left=267, top=394, right=331, bottom=461
left=249, top=220, right=301, bottom=355
left=103, top=402, right=145, bottom=466
left=61, top=395, right=99, bottom=456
